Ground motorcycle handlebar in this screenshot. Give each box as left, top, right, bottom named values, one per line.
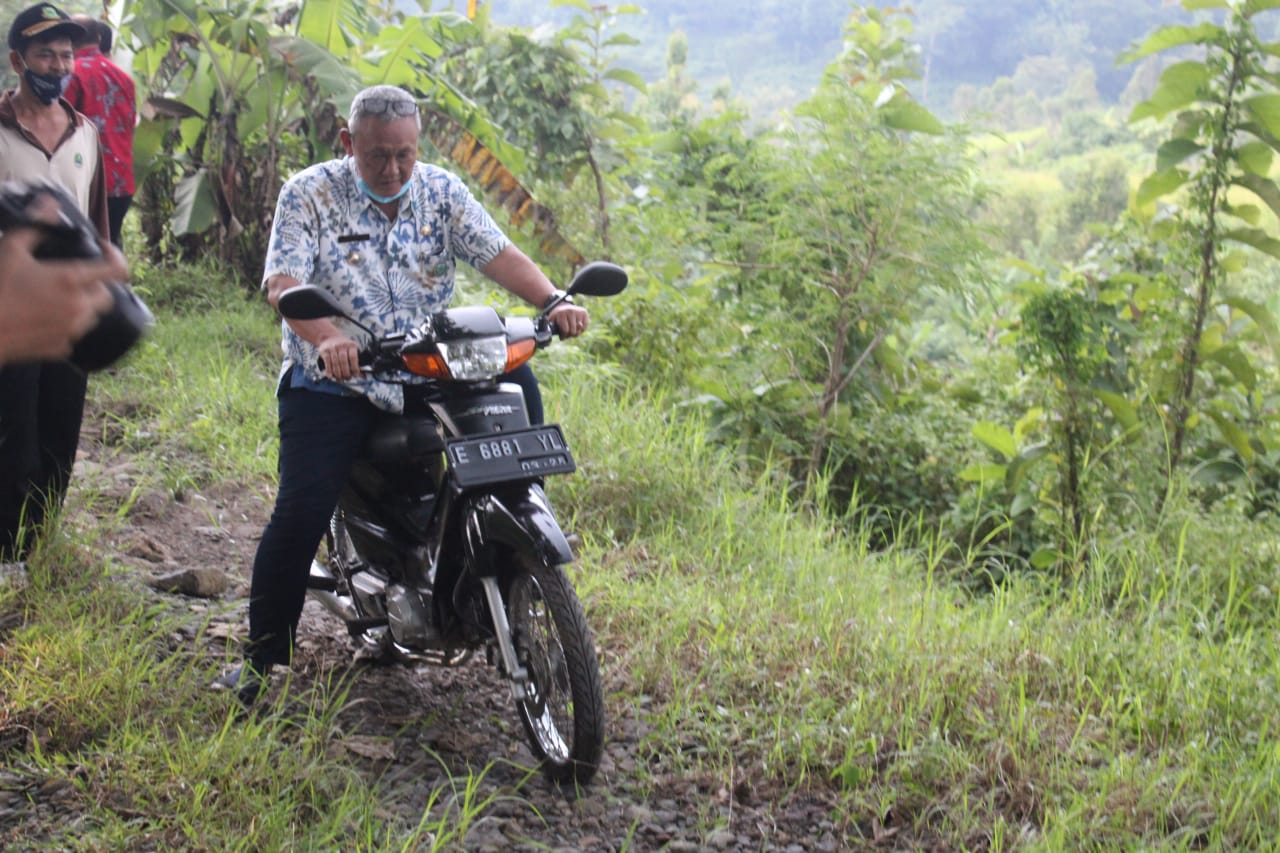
left=533, top=315, right=560, bottom=345
left=316, top=351, right=373, bottom=372
left=317, top=312, right=568, bottom=374
left=318, top=341, right=396, bottom=373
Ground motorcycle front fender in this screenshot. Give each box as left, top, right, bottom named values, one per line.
left=460, top=483, right=572, bottom=576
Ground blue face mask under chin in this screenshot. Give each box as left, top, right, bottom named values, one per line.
left=357, top=177, right=411, bottom=205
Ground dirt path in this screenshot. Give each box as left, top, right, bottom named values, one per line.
left=4, top=421, right=856, bottom=852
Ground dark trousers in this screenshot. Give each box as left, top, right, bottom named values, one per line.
left=0, top=361, right=88, bottom=561
left=107, top=195, right=132, bottom=249
left=246, top=364, right=543, bottom=666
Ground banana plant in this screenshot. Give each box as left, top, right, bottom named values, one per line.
left=119, top=0, right=583, bottom=278
left=122, top=0, right=365, bottom=272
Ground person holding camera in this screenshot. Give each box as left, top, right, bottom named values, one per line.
left=0, top=2, right=110, bottom=562
left=0, top=226, right=122, bottom=365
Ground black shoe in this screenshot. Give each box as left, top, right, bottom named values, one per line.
left=210, top=660, right=271, bottom=708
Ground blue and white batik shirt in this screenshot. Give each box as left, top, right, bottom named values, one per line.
left=263, top=156, right=510, bottom=412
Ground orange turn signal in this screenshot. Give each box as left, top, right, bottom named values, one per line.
left=401, top=352, right=450, bottom=379
left=505, top=339, right=536, bottom=372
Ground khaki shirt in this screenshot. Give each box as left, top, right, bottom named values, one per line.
left=0, top=90, right=109, bottom=239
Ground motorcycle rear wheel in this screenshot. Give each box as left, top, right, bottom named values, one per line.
left=505, top=554, right=605, bottom=787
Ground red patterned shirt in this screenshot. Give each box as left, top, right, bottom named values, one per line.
left=64, top=45, right=136, bottom=198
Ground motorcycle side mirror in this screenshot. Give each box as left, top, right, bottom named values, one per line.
left=277, top=284, right=347, bottom=321
left=566, top=261, right=628, bottom=298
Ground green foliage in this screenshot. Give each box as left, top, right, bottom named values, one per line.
left=688, top=7, right=989, bottom=503
left=590, top=100, right=764, bottom=388
left=11, top=224, right=1280, bottom=846
left=1047, top=112, right=1141, bottom=159
left=1125, top=0, right=1280, bottom=483
left=123, top=0, right=365, bottom=275
left=976, top=147, right=1141, bottom=267
left=121, top=0, right=553, bottom=282
left=552, top=351, right=1280, bottom=850
left=953, top=58, right=1124, bottom=154
left=440, top=2, right=646, bottom=259
left=1016, top=284, right=1119, bottom=558
left=548, top=1, right=648, bottom=254
left=1062, top=155, right=1134, bottom=255
left=443, top=29, right=589, bottom=184
left=822, top=386, right=983, bottom=546
left=642, top=30, right=698, bottom=127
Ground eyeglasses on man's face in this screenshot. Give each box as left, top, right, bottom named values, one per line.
left=358, top=96, right=419, bottom=117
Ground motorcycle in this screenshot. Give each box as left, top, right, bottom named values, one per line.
left=275, top=261, right=627, bottom=787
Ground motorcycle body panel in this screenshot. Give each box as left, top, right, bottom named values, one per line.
left=430, top=385, right=530, bottom=436
left=461, top=485, right=574, bottom=578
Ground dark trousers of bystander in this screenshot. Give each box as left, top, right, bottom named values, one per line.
left=244, top=364, right=543, bottom=668
left=107, top=195, right=132, bottom=249
left=0, top=361, right=88, bottom=561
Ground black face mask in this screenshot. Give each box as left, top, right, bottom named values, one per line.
left=22, top=64, right=70, bottom=105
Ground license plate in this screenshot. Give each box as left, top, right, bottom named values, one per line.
left=446, top=425, right=576, bottom=488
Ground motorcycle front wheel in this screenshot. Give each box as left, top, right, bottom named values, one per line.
left=505, top=553, right=606, bottom=787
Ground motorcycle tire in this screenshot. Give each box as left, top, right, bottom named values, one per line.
left=505, top=552, right=606, bottom=787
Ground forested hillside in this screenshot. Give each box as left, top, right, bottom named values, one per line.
left=469, top=0, right=1213, bottom=118
left=3, top=0, right=1280, bottom=848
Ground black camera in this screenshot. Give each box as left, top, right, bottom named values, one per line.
left=0, top=179, right=152, bottom=372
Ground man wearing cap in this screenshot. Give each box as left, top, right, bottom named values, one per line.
left=0, top=2, right=110, bottom=564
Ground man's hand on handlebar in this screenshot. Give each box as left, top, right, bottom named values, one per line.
left=316, top=331, right=363, bottom=381
left=549, top=302, right=590, bottom=338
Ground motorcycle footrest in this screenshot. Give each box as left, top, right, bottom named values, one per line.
left=306, top=574, right=339, bottom=592
left=344, top=617, right=388, bottom=636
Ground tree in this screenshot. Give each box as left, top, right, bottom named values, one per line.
left=122, top=0, right=365, bottom=276
left=551, top=0, right=647, bottom=257
left=712, top=6, right=989, bottom=492
left=644, top=30, right=698, bottom=127
left=1122, top=0, right=1280, bottom=494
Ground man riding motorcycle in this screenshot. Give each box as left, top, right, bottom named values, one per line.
left=212, top=84, right=589, bottom=706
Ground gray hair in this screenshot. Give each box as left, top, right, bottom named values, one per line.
left=348, top=85, right=421, bottom=134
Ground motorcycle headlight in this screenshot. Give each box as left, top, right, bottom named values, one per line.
left=435, top=336, right=509, bottom=380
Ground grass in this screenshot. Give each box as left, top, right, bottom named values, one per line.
left=89, top=262, right=280, bottom=494
left=2, top=269, right=1279, bottom=848
left=545, top=350, right=1280, bottom=847
left=0, top=544, right=517, bottom=850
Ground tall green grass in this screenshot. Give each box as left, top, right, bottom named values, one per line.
left=1, top=277, right=1276, bottom=848
left=542, top=356, right=1280, bottom=848
left=90, top=260, right=280, bottom=492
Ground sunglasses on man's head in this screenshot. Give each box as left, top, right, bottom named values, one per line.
left=360, top=96, right=418, bottom=117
